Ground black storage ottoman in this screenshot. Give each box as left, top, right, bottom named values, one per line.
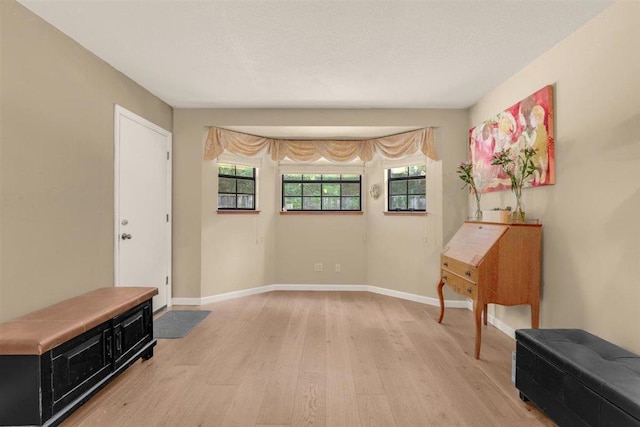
left=516, top=329, right=640, bottom=426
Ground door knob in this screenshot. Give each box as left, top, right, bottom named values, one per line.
left=121, top=233, right=132, bottom=240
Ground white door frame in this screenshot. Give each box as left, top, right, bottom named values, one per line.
left=114, top=104, right=172, bottom=308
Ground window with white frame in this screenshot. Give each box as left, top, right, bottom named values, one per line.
left=217, top=163, right=256, bottom=210
left=387, top=164, right=426, bottom=211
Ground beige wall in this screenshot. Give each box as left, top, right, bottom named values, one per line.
left=276, top=214, right=367, bottom=285
left=173, top=109, right=468, bottom=299
left=172, top=109, right=281, bottom=299
left=201, top=155, right=278, bottom=296
left=365, top=117, right=468, bottom=298
left=365, top=156, right=443, bottom=296
left=469, top=1, right=640, bottom=352
left=0, top=1, right=173, bottom=322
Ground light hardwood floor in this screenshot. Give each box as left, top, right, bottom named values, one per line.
left=62, top=291, right=554, bottom=427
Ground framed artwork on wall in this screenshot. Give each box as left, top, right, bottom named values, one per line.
left=469, top=85, right=555, bottom=193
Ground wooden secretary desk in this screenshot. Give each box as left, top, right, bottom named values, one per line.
left=437, top=220, right=542, bottom=359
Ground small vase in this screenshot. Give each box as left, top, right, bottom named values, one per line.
left=512, top=192, right=525, bottom=222
left=474, top=192, right=483, bottom=221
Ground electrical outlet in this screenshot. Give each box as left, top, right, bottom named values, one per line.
left=314, top=263, right=323, bottom=272
left=335, top=263, right=341, bottom=272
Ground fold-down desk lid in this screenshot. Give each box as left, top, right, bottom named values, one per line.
left=441, top=222, right=508, bottom=267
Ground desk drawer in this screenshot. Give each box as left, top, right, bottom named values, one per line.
left=441, top=256, right=478, bottom=282
left=441, top=269, right=477, bottom=299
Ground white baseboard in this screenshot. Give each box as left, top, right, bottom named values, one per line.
left=172, top=285, right=273, bottom=306
left=173, top=286, right=517, bottom=340
left=487, top=313, right=516, bottom=339
left=173, top=283, right=469, bottom=309
left=366, top=285, right=469, bottom=308
left=274, top=284, right=368, bottom=292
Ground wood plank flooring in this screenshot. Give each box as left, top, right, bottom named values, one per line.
left=62, top=291, right=554, bottom=427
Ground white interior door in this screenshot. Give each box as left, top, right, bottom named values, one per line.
left=114, top=105, right=171, bottom=312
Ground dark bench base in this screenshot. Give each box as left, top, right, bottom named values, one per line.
left=44, top=340, right=156, bottom=427
left=0, top=299, right=156, bottom=426
left=516, top=329, right=640, bottom=427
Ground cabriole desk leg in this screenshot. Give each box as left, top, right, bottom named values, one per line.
left=483, top=304, right=488, bottom=326
left=531, top=299, right=540, bottom=329
left=437, top=280, right=445, bottom=323
left=473, top=298, right=483, bottom=359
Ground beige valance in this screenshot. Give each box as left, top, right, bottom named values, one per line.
left=204, top=127, right=437, bottom=162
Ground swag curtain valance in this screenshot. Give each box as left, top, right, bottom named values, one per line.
left=203, top=127, right=437, bottom=162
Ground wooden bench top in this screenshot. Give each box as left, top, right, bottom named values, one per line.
left=0, top=287, right=158, bottom=355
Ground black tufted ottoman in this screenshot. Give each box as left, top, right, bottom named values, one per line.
left=516, top=329, right=640, bottom=426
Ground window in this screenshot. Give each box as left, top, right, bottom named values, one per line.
left=218, top=164, right=256, bottom=210
left=387, top=165, right=426, bottom=211
left=282, top=174, right=361, bottom=211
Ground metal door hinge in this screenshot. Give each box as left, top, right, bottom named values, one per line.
left=166, top=276, right=169, bottom=285
left=167, top=151, right=170, bottom=160
left=166, top=214, right=169, bottom=222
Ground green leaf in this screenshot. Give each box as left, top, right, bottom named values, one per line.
left=284, top=183, right=302, bottom=196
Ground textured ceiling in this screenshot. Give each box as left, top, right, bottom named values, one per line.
left=18, top=0, right=613, bottom=111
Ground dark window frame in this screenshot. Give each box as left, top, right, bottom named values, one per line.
left=387, top=165, right=426, bottom=212
left=282, top=174, right=362, bottom=212
left=217, top=164, right=257, bottom=210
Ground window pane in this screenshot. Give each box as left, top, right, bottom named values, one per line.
left=323, top=174, right=340, bottom=181
left=408, top=195, right=426, bottom=210
left=284, top=197, right=302, bottom=210
left=284, top=183, right=302, bottom=196
left=390, top=180, right=407, bottom=195
left=322, top=183, right=340, bottom=196
left=303, top=197, right=321, bottom=210
left=408, top=164, right=426, bottom=177
left=342, top=197, right=360, bottom=210
left=408, top=178, right=425, bottom=195
left=235, top=166, right=254, bottom=177
left=218, top=164, right=235, bottom=176
left=389, top=167, right=408, bottom=178
left=303, top=174, right=321, bottom=181
left=237, top=195, right=254, bottom=209
left=390, top=195, right=407, bottom=210
left=322, top=197, right=340, bottom=210
left=237, top=179, right=254, bottom=194
left=218, top=194, right=236, bottom=208
left=303, top=183, right=321, bottom=196
left=218, top=177, right=236, bottom=193
left=341, top=183, right=359, bottom=196
left=342, top=174, right=360, bottom=181
left=283, top=174, right=302, bottom=181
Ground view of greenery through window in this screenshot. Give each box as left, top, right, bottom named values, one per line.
left=387, top=165, right=426, bottom=211
left=282, top=174, right=361, bottom=211
left=218, top=164, right=256, bottom=210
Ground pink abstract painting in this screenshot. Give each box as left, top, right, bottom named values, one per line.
left=469, top=85, right=555, bottom=193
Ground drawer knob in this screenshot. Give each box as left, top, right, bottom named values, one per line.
left=466, top=287, right=472, bottom=294
left=442, top=275, right=448, bottom=281
left=465, top=271, right=471, bottom=277
left=443, top=262, right=448, bottom=267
